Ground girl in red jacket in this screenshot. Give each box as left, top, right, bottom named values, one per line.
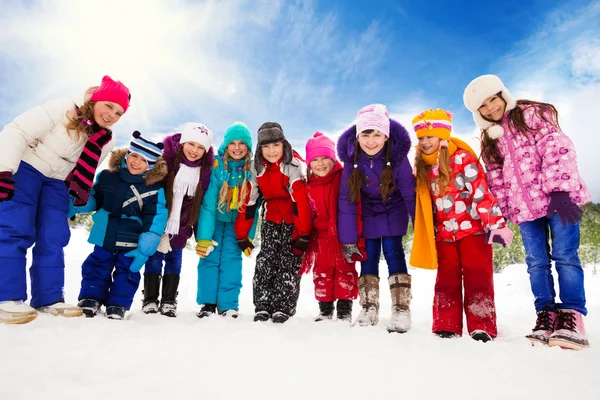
left=235, top=122, right=312, bottom=323
left=301, top=132, right=362, bottom=323
left=410, top=109, right=513, bottom=342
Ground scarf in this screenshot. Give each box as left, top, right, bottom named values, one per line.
left=410, top=137, right=477, bottom=270
left=65, top=118, right=112, bottom=206
left=165, top=163, right=201, bottom=235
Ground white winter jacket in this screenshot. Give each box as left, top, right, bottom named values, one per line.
left=0, top=97, right=115, bottom=181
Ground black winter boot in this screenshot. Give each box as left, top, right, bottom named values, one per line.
left=314, top=302, right=334, bottom=322
left=159, top=274, right=180, bottom=318
left=197, top=304, right=217, bottom=318
left=142, top=274, right=161, bottom=314
left=336, top=300, right=353, bottom=322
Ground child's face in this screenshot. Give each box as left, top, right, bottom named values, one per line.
left=227, top=140, right=249, bottom=161
left=418, top=136, right=441, bottom=155
left=309, top=156, right=335, bottom=177
left=357, top=130, right=388, bottom=156
left=478, top=94, right=506, bottom=122
left=126, top=153, right=149, bottom=175
left=182, top=142, right=206, bottom=162
left=93, top=101, right=124, bottom=129
left=261, top=141, right=283, bottom=164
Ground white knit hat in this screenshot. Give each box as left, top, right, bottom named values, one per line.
left=463, top=74, right=517, bottom=139
left=180, top=122, right=213, bottom=150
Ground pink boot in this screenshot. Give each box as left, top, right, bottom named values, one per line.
left=548, top=309, right=589, bottom=350
left=526, top=311, right=557, bottom=345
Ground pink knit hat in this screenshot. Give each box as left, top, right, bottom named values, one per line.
left=356, top=103, right=390, bottom=137
left=305, top=132, right=336, bottom=165
left=90, top=75, right=131, bottom=113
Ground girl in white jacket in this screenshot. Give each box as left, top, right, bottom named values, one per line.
left=0, top=75, right=130, bottom=324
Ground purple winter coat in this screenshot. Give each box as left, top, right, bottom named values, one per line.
left=162, top=133, right=214, bottom=249
left=337, top=119, right=416, bottom=244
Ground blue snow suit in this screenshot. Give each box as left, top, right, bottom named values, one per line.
left=196, top=155, right=258, bottom=312
left=71, top=149, right=168, bottom=309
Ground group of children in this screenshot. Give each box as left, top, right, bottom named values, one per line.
left=0, top=74, right=591, bottom=351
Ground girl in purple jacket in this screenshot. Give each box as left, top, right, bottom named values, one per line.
left=337, top=104, right=416, bottom=333
left=464, top=75, right=591, bottom=350
left=141, top=123, right=214, bottom=317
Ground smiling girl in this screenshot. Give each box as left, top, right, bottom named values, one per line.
left=141, top=123, right=214, bottom=317
left=0, top=75, right=130, bottom=324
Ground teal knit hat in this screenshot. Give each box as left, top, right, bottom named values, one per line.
left=218, top=122, right=253, bottom=157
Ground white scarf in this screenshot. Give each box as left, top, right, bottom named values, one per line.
left=165, top=164, right=201, bottom=235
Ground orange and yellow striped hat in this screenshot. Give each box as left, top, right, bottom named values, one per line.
left=411, top=109, right=453, bottom=140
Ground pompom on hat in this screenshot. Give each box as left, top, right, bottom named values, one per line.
left=356, top=103, right=390, bottom=137
left=90, top=75, right=131, bottom=113
left=305, top=131, right=336, bottom=165
left=127, top=131, right=164, bottom=170
left=463, top=74, right=517, bottom=139
left=218, top=122, right=253, bottom=157
left=412, top=109, right=453, bottom=140
left=180, top=122, right=214, bottom=151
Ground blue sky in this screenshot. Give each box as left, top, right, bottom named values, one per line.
left=1, top=0, right=599, bottom=199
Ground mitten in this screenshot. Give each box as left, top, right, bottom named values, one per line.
left=196, top=239, right=219, bottom=258
left=291, top=236, right=310, bottom=253
left=125, top=249, right=149, bottom=272
left=0, top=171, right=15, bottom=202
left=546, top=191, right=583, bottom=226
left=237, top=238, right=254, bottom=257
left=341, top=244, right=362, bottom=264
left=485, top=227, right=514, bottom=248
left=157, top=234, right=172, bottom=254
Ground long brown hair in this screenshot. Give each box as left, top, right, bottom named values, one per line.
left=415, top=147, right=451, bottom=196
left=480, top=95, right=560, bottom=166
left=348, top=134, right=395, bottom=203
left=217, top=153, right=252, bottom=213
left=64, top=101, right=101, bottom=142
left=165, top=147, right=204, bottom=228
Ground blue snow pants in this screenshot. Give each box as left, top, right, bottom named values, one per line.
left=78, top=245, right=141, bottom=310
left=0, top=162, right=70, bottom=308
left=196, top=221, right=242, bottom=312
left=144, top=248, right=183, bottom=275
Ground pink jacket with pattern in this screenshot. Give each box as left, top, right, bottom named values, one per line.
left=484, top=104, right=590, bottom=225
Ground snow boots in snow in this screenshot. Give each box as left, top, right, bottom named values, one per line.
left=159, top=274, right=179, bottom=318
left=526, top=310, right=557, bottom=345
left=0, top=301, right=38, bottom=324
left=471, top=330, right=493, bottom=342
left=36, top=302, right=83, bottom=318
left=435, top=331, right=460, bottom=339
left=78, top=298, right=101, bottom=318
left=336, top=299, right=353, bottom=322
left=142, top=274, right=161, bottom=314
left=548, top=309, right=589, bottom=350
left=387, top=273, right=412, bottom=333
left=253, top=310, right=270, bottom=322
left=197, top=303, right=217, bottom=318
left=219, top=309, right=239, bottom=318
left=106, top=305, right=126, bottom=320
left=271, top=311, right=290, bottom=324
left=315, top=301, right=334, bottom=322
left=355, top=274, right=379, bottom=327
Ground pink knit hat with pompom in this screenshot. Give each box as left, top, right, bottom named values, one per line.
left=305, top=131, right=336, bottom=165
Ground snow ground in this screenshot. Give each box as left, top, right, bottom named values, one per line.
left=1, top=228, right=598, bottom=400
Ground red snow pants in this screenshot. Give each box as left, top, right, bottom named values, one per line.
left=432, top=234, right=497, bottom=337
left=312, top=234, right=358, bottom=302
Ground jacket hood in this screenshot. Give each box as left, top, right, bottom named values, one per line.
left=108, top=148, right=168, bottom=185
left=337, top=119, right=412, bottom=165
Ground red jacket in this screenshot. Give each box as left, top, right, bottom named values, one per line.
left=235, top=153, right=312, bottom=240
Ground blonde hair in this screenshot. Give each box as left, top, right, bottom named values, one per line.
left=64, top=101, right=100, bottom=142
left=216, top=153, right=252, bottom=213
left=415, top=146, right=451, bottom=196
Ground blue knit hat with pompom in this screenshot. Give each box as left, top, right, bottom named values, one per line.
left=218, top=122, right=253, bottom=157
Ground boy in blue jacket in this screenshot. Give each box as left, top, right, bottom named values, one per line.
left=70, top=131, right=168, bottom=319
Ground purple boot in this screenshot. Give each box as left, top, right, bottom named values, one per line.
left=525, top=311, right=557, bottom=345
left=548, top=309, right=590, bottom=350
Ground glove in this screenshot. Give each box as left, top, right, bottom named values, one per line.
left=291, top=236, right=310, bottom=254
left=0, top=171, right=15, bottom=202
left=237, top=238, right=254, bottom=257
left=84, top=85, right=100, bottom=102
left=486, top=227, right=514, bottom=248
left=546, top=191, right=583, bottom=226
left=157, top=234, right=172, bottom=254
left=125, top=249, right=149, bottom=272
left=196, top=239, right=218, bottom=258
left=341, top=244, right=362, bottom=264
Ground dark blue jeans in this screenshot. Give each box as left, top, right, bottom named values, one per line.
left=360, top=236, right=407, bottom=276
left=519, top=214, right=586, bottom=315
left=144, top=248, right=183, bottom=275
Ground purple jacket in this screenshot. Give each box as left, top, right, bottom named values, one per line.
left=162, top=133, right=214, bottom=249
left=337, top=119, right=416, bottom=243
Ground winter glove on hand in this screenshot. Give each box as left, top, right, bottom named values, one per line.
left=291, top=236, right=310, bottom=254
left=485, top=227, right=514, bottom=248
left=546, top=191, right=583, bottom=226
left=84, top=86, right=100, bottom=102
left=0, top=171, right=15, bottom=203
left=341, top=244, right=362, bottom=264
left=125, top=249, right=149, bottom=273
left=157, top=234, right=172, bottom=254
left=196, top=239, right=218, bottom=258
left=237, top=238, right=254, bottom=257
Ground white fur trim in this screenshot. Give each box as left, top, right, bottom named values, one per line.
left=487, top=124, right=505, bottom=139
left=464, top=74, right=517, bottom=129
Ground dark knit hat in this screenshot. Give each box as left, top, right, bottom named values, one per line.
left=254, top=122, right=293, bottom=173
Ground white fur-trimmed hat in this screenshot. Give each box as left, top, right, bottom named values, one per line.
left=180, top=122, right=213, bottom=150
left=463, top=74, right=517, bottom=139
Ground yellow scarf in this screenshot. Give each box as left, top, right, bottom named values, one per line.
left=410, top=138, right=477, bottom=270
